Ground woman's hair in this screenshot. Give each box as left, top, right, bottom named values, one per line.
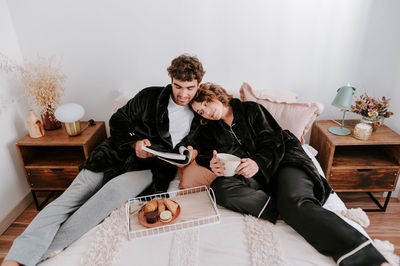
left=191, top=82, right=233, bottom=106
left=167, top=54, right=205, bottom=83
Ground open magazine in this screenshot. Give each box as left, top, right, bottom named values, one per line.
left=142, top=145, right=193, bottom=166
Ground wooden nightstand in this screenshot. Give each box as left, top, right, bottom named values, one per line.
left=310, top=120, right=400, bottom=211
left=16, top=121, right=107, bottom=210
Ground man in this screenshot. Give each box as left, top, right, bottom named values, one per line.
left=3, top=54, right=205, bottom=266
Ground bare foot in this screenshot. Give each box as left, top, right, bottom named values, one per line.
left=381, top=263, right=391, bottom=266
left=1, top=260, right=20, bottom=266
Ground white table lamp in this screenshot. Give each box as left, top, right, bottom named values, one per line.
left=55, top=103, right=85, bottom=136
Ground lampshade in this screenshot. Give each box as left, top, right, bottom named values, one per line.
left=55, top=103, right=85, bottom=123
left=55, top=103, right=85, bottom=136
left=328, top=85, right=356, bottom=136
left=331, top=85, right=355, bottom=110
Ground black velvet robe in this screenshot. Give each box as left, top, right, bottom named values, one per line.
left=80, top=85, right=199, bottom=184
left=194, top=98, right=332, bottom=205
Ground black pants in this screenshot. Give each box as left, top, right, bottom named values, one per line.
left=128, top=156, right=177, bottom=193
left=210, top=167, right=387, bottom=266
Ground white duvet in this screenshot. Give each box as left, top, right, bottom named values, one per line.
left=38, top=145, right=370, bottom=266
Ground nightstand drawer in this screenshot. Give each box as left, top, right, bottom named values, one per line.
left=329, top=169, right=398, bottom=191
left=27, top=168, right=79, bottom=189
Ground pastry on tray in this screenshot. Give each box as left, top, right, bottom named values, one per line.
left=139, top=198, right=180, bottom=226
left=163, top=198, right=179, bottom=216
left=159, top=210, right=172, bottom=223
left=157, top=200, right=166, bottom=215
left=144, top=200, right=158, bottom=213
left=144, top=210, right=158, bottom=224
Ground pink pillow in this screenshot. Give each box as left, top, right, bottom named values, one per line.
left=178, top=151, right=217, bottom=189
left=240, top=83, right=323, bottom=144
left=240, top=82, right=298, bottom=103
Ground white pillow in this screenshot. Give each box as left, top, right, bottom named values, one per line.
left=112, top=88, right=140, bottom=113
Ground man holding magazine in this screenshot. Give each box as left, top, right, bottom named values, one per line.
left=3, top=54, right=204, bottom=266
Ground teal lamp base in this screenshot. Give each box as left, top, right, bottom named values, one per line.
left=328, top=126, right=351, bottom=136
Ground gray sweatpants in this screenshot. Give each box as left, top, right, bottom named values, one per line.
left=5, top=169, right=152, bottom=266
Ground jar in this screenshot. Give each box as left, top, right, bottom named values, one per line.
left=360, top=116, right=384, bottom=131
left=353, top=122, right=373, bottom=140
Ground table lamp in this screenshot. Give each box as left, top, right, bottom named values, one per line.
left=328, top=85, right=356, bottom=135
left=55, top=103, right=85, bottom=136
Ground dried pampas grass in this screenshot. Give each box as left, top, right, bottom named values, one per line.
left=0, top=53, right=66, bottom=115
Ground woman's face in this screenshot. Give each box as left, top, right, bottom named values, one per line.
left=191, top=99, right=224, bottom=120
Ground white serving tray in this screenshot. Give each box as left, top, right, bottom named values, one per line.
left=126, top=186, right=221, bottom=240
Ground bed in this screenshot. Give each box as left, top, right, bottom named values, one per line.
left=38, top=83, right=398, bottom=265
left=37, top=144, right=380, bottom=266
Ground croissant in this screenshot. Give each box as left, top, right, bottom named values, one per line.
left=144, top=200, right=158, bottom=213
left=157, top=200, right=166, bottom=215
left=163, top=198, right=179, bottom=216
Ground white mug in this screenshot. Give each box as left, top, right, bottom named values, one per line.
left=216, top=153, right=241, bottom=177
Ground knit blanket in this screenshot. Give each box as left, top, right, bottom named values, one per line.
left=80, top=205, right=399, bottom=266
left=244, top=208, right=399, bottom=266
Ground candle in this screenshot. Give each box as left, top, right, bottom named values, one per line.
left=353, top=122, right=372, bottom=140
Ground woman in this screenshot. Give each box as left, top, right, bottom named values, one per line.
left=190, top=82, right=387, bottom=266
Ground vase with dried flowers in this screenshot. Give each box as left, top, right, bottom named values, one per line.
left=0, top=54, right=66, bottom=130
left=350, top=93, right=394, bottom=131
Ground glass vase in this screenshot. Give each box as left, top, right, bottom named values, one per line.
left=360, top=116, right=384, bottom=131
left=41, top=111, right=62, bottom=130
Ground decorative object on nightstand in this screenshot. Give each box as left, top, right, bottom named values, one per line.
left=55, top=103, right=85, bottom=136
left=26, top=110, right=45, bottom=138
left=328, top=85, right=356, bottom=136
left=16, top=121, right=107, bottom=210
left=310, top=120, right=400, bottom=212
left=351, top=93, right=394, bottom=131
left=353, top=122, right=372, bottom=140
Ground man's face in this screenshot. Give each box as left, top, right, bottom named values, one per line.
left=171, top=78, right=199, bottom=106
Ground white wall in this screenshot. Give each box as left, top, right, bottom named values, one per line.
left=0, top=0, right=31, bottom=225
left=1, top=0, right=400, bottom=218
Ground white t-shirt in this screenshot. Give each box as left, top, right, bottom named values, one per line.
left=167, top=96, right=194, bottom=148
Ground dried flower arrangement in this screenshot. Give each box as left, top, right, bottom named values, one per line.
left=350, top=93, right=394, bottom=120
left=0, top=53, right=66, bottom=116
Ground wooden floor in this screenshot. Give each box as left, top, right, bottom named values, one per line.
left=0, top=192, right=399, bottom=264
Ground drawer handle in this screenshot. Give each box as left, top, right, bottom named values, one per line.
left=357, top=169, right=372, bottom=172
left=50, top=168, right=65, bottom=172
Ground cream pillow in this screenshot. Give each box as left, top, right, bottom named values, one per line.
left=240, top=82, right=323, bottom=144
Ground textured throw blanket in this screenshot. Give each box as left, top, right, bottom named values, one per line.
left=80, top=205, right=399, bottom=266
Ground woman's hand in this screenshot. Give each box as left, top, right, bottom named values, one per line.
left=236, top=158, right=259, bottom=178
left=210, top=150, right=225, bottom=176
left=131, top=139, right=155, bottom=158
left=177, top=146, right=195, bottom=168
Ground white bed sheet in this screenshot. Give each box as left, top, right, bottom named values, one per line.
left=39, top=145, right=369, bottom=266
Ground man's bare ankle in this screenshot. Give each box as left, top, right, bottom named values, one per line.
left=1, top=260, right=20, bottom=266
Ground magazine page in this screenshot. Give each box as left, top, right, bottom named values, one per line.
left=142, top=146, right=186, bottom=160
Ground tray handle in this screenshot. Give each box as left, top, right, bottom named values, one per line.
left=209, top=187, right=217, bottom=207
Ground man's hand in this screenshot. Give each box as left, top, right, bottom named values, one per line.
left=210, top=150, right=225, bottom=176
left=131, top=139, right=155, bottom=159
left=236, top=158, right=259, bottom=178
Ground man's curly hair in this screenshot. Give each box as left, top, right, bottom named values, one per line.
left=167, top=54, right=205, bottom=83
